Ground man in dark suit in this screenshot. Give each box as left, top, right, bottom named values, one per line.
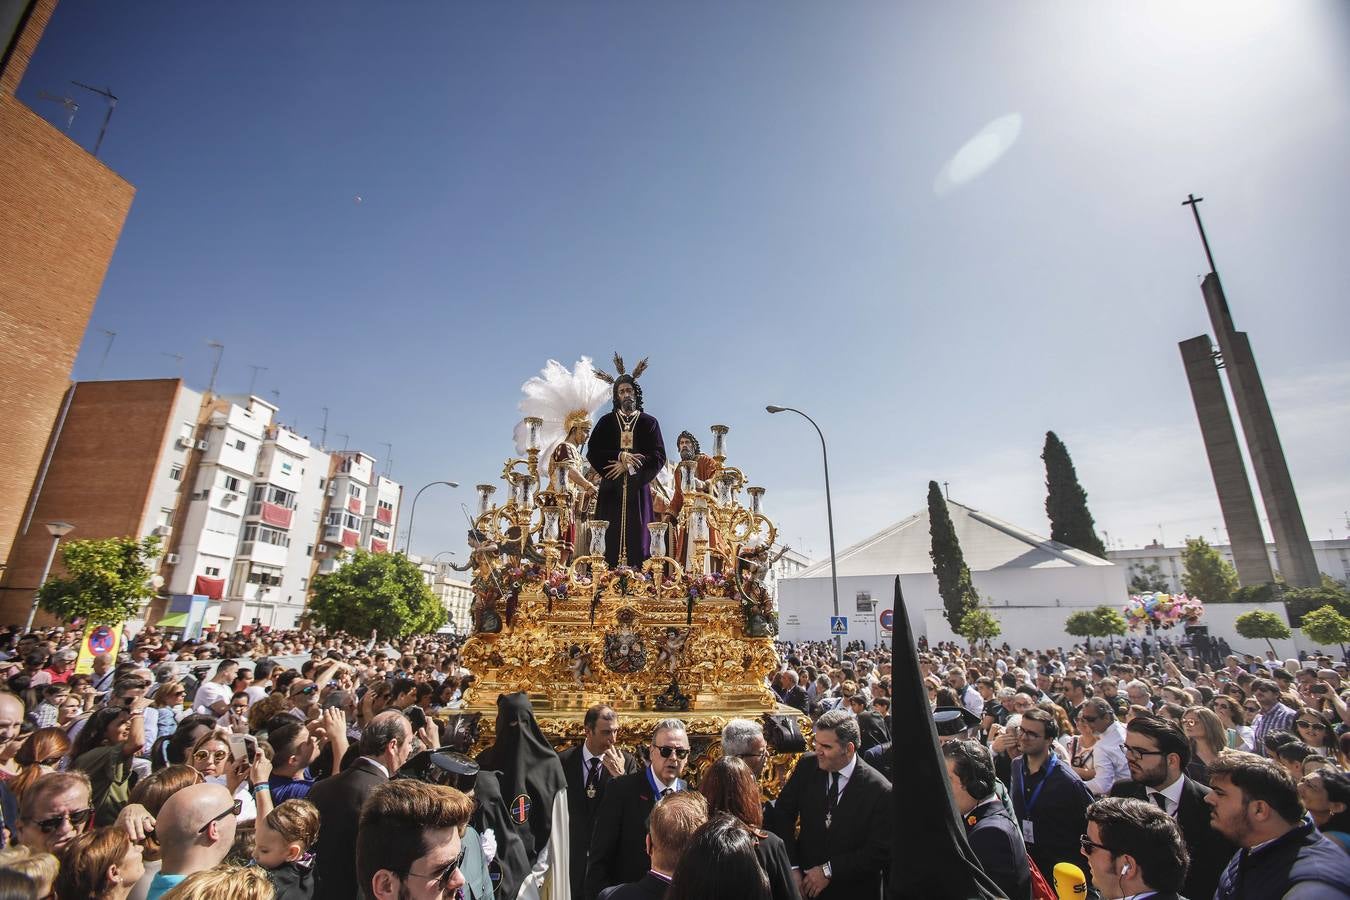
left=559, top=704, right=643, bottom=899
left=599, top=792, right=707, bottom=900
left=585, top=717, right=690, bottom=900
left=308, top=711, right=412, bottom=900
left=1109, top=715, right=1236, bottom=900
left=1009, top=707, right=1095, bottom=888
left=942, top=740, right=1030, bottom=900
left=771, top=708, right=891, bottom=900
left=1082, top=797, right=1191, bottom=900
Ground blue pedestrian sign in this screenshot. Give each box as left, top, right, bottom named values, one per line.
left=830, top=616, right=848, bottom=635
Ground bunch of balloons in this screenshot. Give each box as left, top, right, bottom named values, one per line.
left=1124, top=592, right=1205, bottom=632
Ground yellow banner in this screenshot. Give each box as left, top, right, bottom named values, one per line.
left=74, top=622, right=124, bottom=675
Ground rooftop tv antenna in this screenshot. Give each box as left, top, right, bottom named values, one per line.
left=36, top=89, right=78, bottom=131
left=206, top=340, right=225, bottom=395
left=379, top=442, right=393, bottom=477
left=336, top=433, right=350, bottom=451
left=318, top=407, right=330, bottom=450
left=161, top=352, right=184, bottom=377
left=93, top=329, right=116, bottom=378
left=246, top=364, right=268, bottom=396
left=70, top=81, right=117, bottom=157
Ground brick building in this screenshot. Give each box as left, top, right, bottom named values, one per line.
left=0, top=0, right=135, bottom=575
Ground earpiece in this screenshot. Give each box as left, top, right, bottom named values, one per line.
left=1120, top=864, right=1130, bottom=877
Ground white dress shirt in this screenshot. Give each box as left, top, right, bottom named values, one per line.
left=1145, top=774, right=1186, bottom=817
left=1085, top=721, right=1130, bottom=795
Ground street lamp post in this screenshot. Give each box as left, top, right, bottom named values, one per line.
left=27, top=521, right=75, bottom=632
left=403, top=481, right=459, bottom=555
left=766, top=405, right=843, bottom=662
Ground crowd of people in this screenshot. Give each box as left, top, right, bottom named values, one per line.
left=0, top=622, right=1347, bottom=899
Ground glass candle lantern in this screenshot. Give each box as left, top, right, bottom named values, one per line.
left=518, top=474, right=536, bottom=507
left=710, top=424, right=729, bottom=459
left=679, top=460, right=697, bottom=493
left=476, top=484, right=497, bottom=517
left=524, top=417, right=543, bottom=450
left=747, top=486, right=765, bottom=515
left=552, top=463, right=570, bottom=491
left=543, top=508, right=561, bottom=542
left=589, top=522, right=608, bottom=558
left=717, top=472, right=738, bottom=505
left=648, top=522, right=669, bottom=559
left=690, top=503, right=709, bottom=542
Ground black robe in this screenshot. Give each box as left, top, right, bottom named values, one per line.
left=585, top=410, right=666, bottom=567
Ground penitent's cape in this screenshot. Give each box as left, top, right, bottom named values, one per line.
left=888, top=577, right=1006, bottom=899
left=476, top=692, right=569, bottom=895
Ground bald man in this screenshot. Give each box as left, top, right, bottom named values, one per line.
left=146, top=782, right=239, bottom=900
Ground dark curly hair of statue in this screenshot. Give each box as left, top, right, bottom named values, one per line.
left=676, top=431, right=701, bottom=455
left=612, top=375, right=644, bottom=411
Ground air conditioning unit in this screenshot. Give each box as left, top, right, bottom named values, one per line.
left=195, top=440, right=210, bottom=451
left=191, top=490, right=207, bottom=501
left=326, top=486, right=336, bottom=496
left=317, top=544, right=329, bottom=553
left=164, top=553, right=181, bottom=565
left=175, top=437, right=191, bottom=449
left=152, top=525, right=173, bottom=537
left=221, top=493, right=238, bottom=504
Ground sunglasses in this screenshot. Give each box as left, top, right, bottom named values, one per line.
left=28, top=807, right=94, bottom=833
left=194, top=749, right=230, bottom=763
left=198, top=799, right=243, bottom=834
left=1079, top=715, right=1099, bottom=724
left=407, top=847, right=466, bottom=892
left=1244, top=705, right=1260, bottom=712
left=1296, top=720, right=1328, bottom=731
left=294, top=686, right=318, bottom=696
left=654, top=745, right=690, bottom=759
left=1080, top=835, right=1114, bottom=855
left=39, top=755, right=63, bottom=766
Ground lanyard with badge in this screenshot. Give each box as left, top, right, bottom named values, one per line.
left=1018, top=754, right=1057, bottom=845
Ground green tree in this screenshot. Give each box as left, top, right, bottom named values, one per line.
left=1042, top=431, right=1107, bottom=558
left=1233, top=582, right=1280, bottom=604
left=1283, top=576, right=1350, bottom=627
left=37, top=536, right=162, bottom=626
left=928, top=481, right=980, bottom=629
left=957, top=607, right=1002, bottom=648
left=1064, top=605, right=1128, bottom=651
left=1299, top=605, right=1350, bottom=656
left=1128, top=563, right=1171, bottom=594
left=308, top=549, right=446, bottom=637
left=1181, top=537, right=1238, bottom=604
left=1234, top=609, right=1292, bottom=656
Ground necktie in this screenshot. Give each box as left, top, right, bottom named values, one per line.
left=826, top=771, right=840, bottom=828
left=585, top=758, right=601, bottom=799
left=661, top=788, right=674, bottom=798
left=1152, top=792, right=1168, bottom=813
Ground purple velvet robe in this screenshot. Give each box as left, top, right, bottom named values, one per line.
left=586, top=409, right=667, bottom=566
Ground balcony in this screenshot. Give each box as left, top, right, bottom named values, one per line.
left=370, top=538, right=389, bottom=554
left=375, top=506, right=394, bottom=525
left=347, top=496, right=362, bottom=514
left=259, top=501, right=293, bottom=529
left=341, top=529, right=359, bottom=548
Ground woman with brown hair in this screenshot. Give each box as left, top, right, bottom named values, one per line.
left=1209, top=696, right=1254, bottom=751
left=699, top=756, right=800, bottom=900
left=1181, top=706, right=1226, bottom=784
left=1293, top=708, right=1344, bottom=765
left=188, top=730, right=256, bottom=823
left=54, top=825, right=145, bottom=900
left=247, top=692, right=291, bottom=735
left=10, top=726, right=72, bottom=802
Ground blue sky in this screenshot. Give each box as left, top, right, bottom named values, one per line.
left=22, top=1, right=1350, bottom=563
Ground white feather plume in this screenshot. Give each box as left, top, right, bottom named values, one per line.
left=512, top=357, right=613, bottom=458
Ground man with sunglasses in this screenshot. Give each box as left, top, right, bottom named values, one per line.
left=1073, top=698, right=1130, bottom=796
left=357, top=779, right=473, bottom=900
left=1250, top=678, right=1297, bottom=759
left=585, top=718, right=691, bottom=900
left=1080, top=797, right=1189, bottom=900
left=1109, top=715, right=1234, bottom=900
left=14, top=770, right=94, bottom=855
left=145, top=781, right=240, bottom=900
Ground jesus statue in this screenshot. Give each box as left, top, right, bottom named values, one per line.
left=587, top=355, right=667, bottom=567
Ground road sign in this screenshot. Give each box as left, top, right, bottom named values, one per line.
left=879, top=608, right=895, bottom=632
left=830, top=615, right=848, bottom=635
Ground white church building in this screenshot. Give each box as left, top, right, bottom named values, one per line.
left=776, top=500, right=1130, bottom=648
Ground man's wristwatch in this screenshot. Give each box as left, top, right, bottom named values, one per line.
left=821, top=862, right=832, bottom=879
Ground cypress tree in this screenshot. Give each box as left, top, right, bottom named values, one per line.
left=928, top=480, right=980, bottom=629
left=1042, top=431, right=1107, bottom=558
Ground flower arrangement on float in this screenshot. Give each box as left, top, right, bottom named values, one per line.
left=1123, top=592, right=1205, bottom=632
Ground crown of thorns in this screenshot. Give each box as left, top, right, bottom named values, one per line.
left=593, top=353, right=648, bottom=385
